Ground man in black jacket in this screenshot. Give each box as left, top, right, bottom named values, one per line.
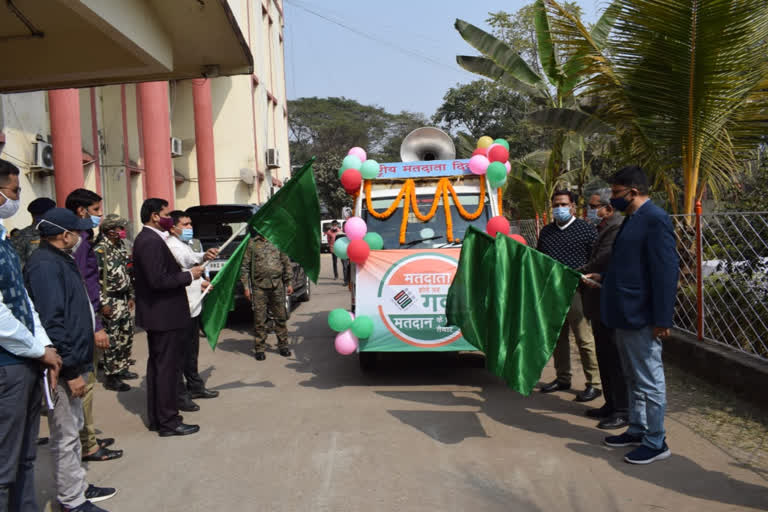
left=581, top=190, right=629, bottom=430
left=133, top=199, right=204, bottom=437
left=24, top=208, right=116, bottom=512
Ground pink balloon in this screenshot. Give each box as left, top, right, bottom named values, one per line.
left=504, top=161, right=511, bottom=174
left=344, top=216, right=367, bottom=240
left=348, top=147, right=367, bottom=162
left=469, top=155, right=490, bottom=175
left=335, top=330, right=358, bottom=355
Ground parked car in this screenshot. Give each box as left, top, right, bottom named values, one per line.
left=186, top=204, right=310, bottom=318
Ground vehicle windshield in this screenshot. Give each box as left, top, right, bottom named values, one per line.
left=187, top=206, right=256, bottom=258
left=362, top=192, right=490, bottom=250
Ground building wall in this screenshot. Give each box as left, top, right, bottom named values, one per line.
left=1, top=0, right=290, bottom=234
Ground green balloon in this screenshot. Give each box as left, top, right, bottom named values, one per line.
left=489, top=178, right=507, bottom=189
left=360, top=159, right=380, bottom=180
left=487, top=161, right=507, bottom=183
left=328, top=308, right=353, bottom=332
left=342, top=155, right=362, bottom=171
left=363, top=232, right=384, bottom=250
left=494, top=138, right=510, bottom=151
left=351, top=315, right=374, bottom=339
left=333, top=238, right=350, bottom=259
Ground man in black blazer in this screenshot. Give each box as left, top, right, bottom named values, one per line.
left=133, top=198, right=204, bottom=437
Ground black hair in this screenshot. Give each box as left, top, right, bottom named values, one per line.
left=65, top=188, right=102, bottom=214
left=609, top=165, right=650, bottom=195
left=551, top=189, right=575, bottom=204
left=0, top=159, right=20, bottom=185
left=9, top=228, right=19, bottom=237
left=170, top=210, right=190, bottom=226
left=140, top=198, right=168, bottom=224
left=331, top=220, right=339, bottom=225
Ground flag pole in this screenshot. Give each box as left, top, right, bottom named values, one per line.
left=192, top=223, right=250, bottom=310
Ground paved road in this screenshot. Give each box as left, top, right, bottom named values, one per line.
left=35, top=256, right=767, bottom=511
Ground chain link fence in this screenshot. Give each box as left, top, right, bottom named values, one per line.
left=515, top=211, right=768, bottom=362
left=671, top=211, right=768, bottom=361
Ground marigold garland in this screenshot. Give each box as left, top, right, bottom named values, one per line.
left=497, top=187, right=503, bottom=214
left=362, top=176, right=490, bottom=245
left=442, top=181, right=454, bottom=242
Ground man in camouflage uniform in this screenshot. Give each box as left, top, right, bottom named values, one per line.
left=240, top=231, right=293, bottom=360
left=10, top=197, right=55, bottom=268
left=94, top=214, right=136, bottom=392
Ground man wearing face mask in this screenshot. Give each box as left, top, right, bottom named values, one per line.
left=93, top=215, right=135, bottom=393
left=0, top=161, right=63, bottom=512
left=133, top=199, right=204, bottom=437
left=24, top=208, right=117, bottom=511
left=584, top=166, right=679, bottom=465
left=10, top=197, right=56, bottom=269
left=165, top=210, right=219, bottom=412
left=581, top=189, right=629, bottom=430
left=65, top=189, right=122, bottom=463
left=537, top=190, right=601, bottom=402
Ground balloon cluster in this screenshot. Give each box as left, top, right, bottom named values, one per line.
left=468, top=137, right=511, bottom=189
left=486, top=215, right=528, bottom=245
left=339, top=147, right=380, bottom=194
left=332, top=216, right=384, bottom=265
left=328, top=308, right=375, bottom=355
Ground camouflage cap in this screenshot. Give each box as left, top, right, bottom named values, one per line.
left=100, top=214, right=128, bottom=231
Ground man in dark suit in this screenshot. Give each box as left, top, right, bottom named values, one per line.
left=133, top=198, right=204, bottom=437
left=581, top=189, right=628, bottom=430
left=585, top=166, right=679, bottom=465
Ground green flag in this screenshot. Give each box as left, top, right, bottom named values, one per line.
left=446, top=226, right=581, bottom=395
left=246, top=157, right=321, bottom=283
left=200, top=234, right=251, bottom=349
left=200, top=158, right=322, bottom=349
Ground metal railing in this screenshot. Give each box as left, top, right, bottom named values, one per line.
left=515, top=208, right=768, bottom=361
left=671, top=208, right=768, bottom=361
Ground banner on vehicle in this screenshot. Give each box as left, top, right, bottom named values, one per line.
left=356, top=249, right=475, bottom=351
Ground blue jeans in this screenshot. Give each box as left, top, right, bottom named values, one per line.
left=615, top=326, right=666, bottom=449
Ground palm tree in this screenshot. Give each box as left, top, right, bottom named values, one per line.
left=455, top=0, right=617, bottom=214
left=541, top=0, right=768, bottom=214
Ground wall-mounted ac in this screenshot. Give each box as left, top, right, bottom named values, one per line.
left=31, top=141, right=54, bottom=171
left=266, top=148, right=279, bottom=168
left=170, top=137, right=183, bottom=157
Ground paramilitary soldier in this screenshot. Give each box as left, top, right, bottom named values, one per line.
left=94, top=214, right=137, bottom=391
left=240, top=230, right=294, bottom=361
left=10, top=197, right=56, bottom=267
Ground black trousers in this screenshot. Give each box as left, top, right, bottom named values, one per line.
left=592, top=319, right=629, bottom=416
left=331, top=253, right=339, bottom=278
left=147, top=329, right=185, bottom=432
left=177, top=317, right=205, bottom=403
left=0, top=362, right=41, bottom=512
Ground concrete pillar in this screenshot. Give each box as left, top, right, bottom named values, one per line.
left=137, top=81, right=174, bottom=206
left=48, top=89, right=84, bottom=205
left=192, top=79, right=217, bottom=205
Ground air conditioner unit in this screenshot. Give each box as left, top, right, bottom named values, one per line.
left=266, top=148, right=279, bottom=168
left=170, top=137, right=183, bottom=158
left=31, top=141, right=54, bottom=171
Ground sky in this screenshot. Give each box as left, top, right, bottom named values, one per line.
left=283, top=0, right=604, bottom=119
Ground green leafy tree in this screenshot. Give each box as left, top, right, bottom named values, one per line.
left=542, top=0, right=768, bottom=215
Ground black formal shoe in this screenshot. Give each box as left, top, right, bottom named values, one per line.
left=158, top=423, right=200, bottom=437
left=540, top=380, right=571, bottom=393
left=119, top=370, right=139, bottom=380
left=148, top=424, right=158, bottom=432
left=278, top=347, right=291, bottom=357
left=254, top=352, right=266, bottom=361
left=104, top=376, right=130, bottom=392
left=585, top=405, right=612, bottom=419
left=597, top=416, right=629, bottom=430
left=575, top=386, right=603, bottom=402
left=178, top=401, right=200, bottom=412
left=189, top=388, right=219, bottom=399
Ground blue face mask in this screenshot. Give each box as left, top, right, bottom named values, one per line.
left=90, top=215, right=102, bottom=228
left=553, top=206, right=572, bottom=223
left=180, top=228, right=194, bottom=242
left=587, top=207, right=601, bottom=225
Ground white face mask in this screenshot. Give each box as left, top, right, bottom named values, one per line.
left=35, top=219, right=82, bottom=255
left=0, top=190, right=20, bottom=219
left=67, top=232, right=83, bottom=255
